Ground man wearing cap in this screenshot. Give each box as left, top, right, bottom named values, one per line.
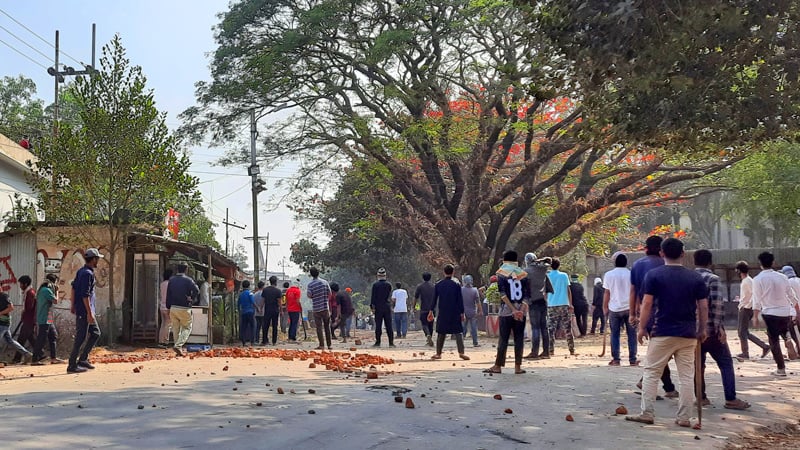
left=67, top=248, right=104, bottom=373
left=370, top=268, right=395, bottom=347
left=523, top=253, right=553, bottom=359
left=570, top=274, right=589, bottom=337
left=167, top=262, right=200, bottom=356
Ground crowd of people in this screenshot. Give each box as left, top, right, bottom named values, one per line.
left=5, top=238, right=800, bottom=429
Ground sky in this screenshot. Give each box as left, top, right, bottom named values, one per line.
left=0, top=1, right=310, bottom=276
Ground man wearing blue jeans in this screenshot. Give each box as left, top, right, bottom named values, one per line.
left=68, top=248, right=104, bottom=374
left=392, top=282, right=409, bottom=338
left=523, top=253, right=553, bottom=359
left=603, top=252, right=637, bottom=365
left=694, top=249, right=750, bottom=409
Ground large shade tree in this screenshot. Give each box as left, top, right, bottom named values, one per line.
left=29, top=36, right=202, bottom=318
left=182, top=0, right=799, bottom=280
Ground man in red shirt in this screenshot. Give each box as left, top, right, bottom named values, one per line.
left=284, top=282, right=302, bottom=342
left=13, top=275, right=37, bottom=364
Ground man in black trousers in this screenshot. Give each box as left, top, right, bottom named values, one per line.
left=370, top=268, right=395, bottom=348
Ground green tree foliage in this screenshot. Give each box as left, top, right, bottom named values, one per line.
left=535, top=0, right=800, bottom=148
left=28, top=36, right=201, bottom=310
left=183, top=0, right=783, bottom=279
left=722, top=141, right=800, bottom=247
left=0, top=75, right=47, bottom=143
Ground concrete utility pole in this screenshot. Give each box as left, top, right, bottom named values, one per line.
left=244, top=234, right=279, bottom=280
left=248, top=110, right=267, bottom=283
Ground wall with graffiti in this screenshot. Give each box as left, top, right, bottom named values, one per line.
left=35, top=226, right=123, bottom=317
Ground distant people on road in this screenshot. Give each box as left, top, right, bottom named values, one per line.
left=523, top=253, right=552, bottom=360
left=158, top=269, right=173, bottom=347
left=328, top=283, right=340, bottom=340
left=461, top=275, right=483, bottom=347
left=261, top=276, right=282, bottom=346
left=333, top=283, right=354, bottom=343
left=753, top=252, right=800, bottom=377
left=431, top=264, right=469, bottom=361
left=779, top=265, right=800, bottom=358
left=415, top=272, right=436, bottom=347
left=12, top=275, right=37, bottom=364
left=285, top=281, right=302, bottom=342
left=626, top=237, right=708, bottom=427
left=590, top=277, right=606, bottom=334
left=0, top=291, right=32, bottom=363
left=166, top=262, right=199, bottom=357
left=32, top=274, right=64, bottom=365
left=604, top=252, right=636, bottom=366
left=547, top=258, right=575, bottom=356
left=370, top=268, right=395, bottom=348
left=392, top=282, right=409, bottom=339
left=254, top=281, right=266, bottom=345
left=735, top=261, right=771, bottom=360
left=570, top=274, right=589, bottom=337
left=238, top=280, right=256, bottom=347
left=307, top=267, right=333, bottom=350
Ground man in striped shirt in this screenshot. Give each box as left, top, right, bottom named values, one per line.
left=694, top=250, right=749, bottom=410
left=307, top=267, right=332, bottom=350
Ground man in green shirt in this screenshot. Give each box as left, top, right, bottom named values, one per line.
left=33, top=274, right=63, bottom=364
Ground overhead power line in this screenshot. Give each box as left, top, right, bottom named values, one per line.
left=0, top=7, right=83, bottom=66
left=0, top=24, right=51, bottom=61
left=0, top=36, right=48, bottom=69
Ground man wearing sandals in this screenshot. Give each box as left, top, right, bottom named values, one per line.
left=694, top=250, right=750, bottom=410
left=485, top=250, right=529, bottom=375
left=430, top=264, right=470, bottom=362
left=626, top=238, right=708, bottom=427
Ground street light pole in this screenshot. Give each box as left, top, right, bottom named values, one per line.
left=249, top=110, right=260, bottom=283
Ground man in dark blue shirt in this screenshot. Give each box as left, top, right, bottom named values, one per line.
left=430, top=264, right=469, bottom=361
left=167, top=262, right=199, bottom=356
left=68, top=248, right=104, bottom=374
left=626, top=238, right=708, bottom=427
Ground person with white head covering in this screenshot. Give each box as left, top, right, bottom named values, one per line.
left=590, top=277, right=606, bottom=334
left=461, top=275, right=483, bottom=347
left=779, top=265, right=800, bottom=359
left=523, top=252, right=553, bottom=359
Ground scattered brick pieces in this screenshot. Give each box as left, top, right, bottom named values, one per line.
left=504, top=408, right=513, bottom=414
left=565, top=414, right=574, bottom=422
left=277, top=387, right=285, bottom=394
left=137, top=405, right=144, bottom=410
left=493, top=394, right=503, bottom=400
left=395, top=396, right=403, bottom=403
left=308, top=389, right=316, bottom=394
left=615, top=406, right=628, bottom=415
left=367, top=372, right=378, bottom=380
left=405, top=398, right=415, bottom=409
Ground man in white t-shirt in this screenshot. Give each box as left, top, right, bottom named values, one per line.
left=392, top=282, right=409, bottom=338
left=603, top=252, right=637, bottom=366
